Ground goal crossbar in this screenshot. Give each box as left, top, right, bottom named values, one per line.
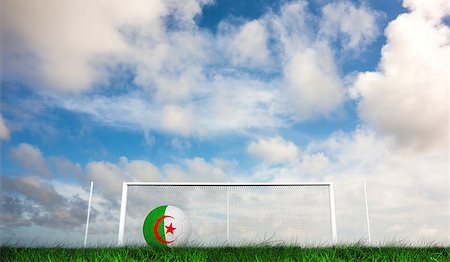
left=117, top=182, right=338, bottom=245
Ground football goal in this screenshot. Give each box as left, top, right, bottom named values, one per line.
left=118, top=182, right=338, bottom=246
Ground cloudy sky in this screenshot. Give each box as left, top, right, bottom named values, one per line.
left=0, top=0, right=448, bottom=246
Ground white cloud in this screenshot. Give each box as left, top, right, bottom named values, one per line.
left=86, top=161, right=126, bottom=198
left=196, top=77, right=284, bottom=135
left=0, top=0, right=208, bottom=92
left=403, top=0, right=450, bottom=23
left=83, top=155, right=230, bottom=200
left=132, top=29, right=211, bottom=102
left=118, top=156, right=160, bottom=183
left=297, top=152, right=330, bottom=176
left=48, top=156, right=83, bottom=179
left=2, top=128, right=448, bottom=245
left=247, top=136, right=300, bottom=164
left=350, top=0, right=450, bottom=151
left=2, top=0, right=126, bottom=91
left=306, top=129, right=391, bottom=175
left=212, top=158, right=238, bottom=170
left=267, top=0, right=309, bottom=56
left=320, top=2, right=381, bottom=51
left=60, top=76, right=284, bottom=136
left=160, top=105, right=193, bottom=136
left=2, top=0, right=356, bottom=138
left=260, top=1, right=347, bottom=120
left=284, top=45, right=344, bottom=119
left=61, top=94, right=158, bottom=130
left=164, top=157, right=229, bottom=182
left=10, top=143, right=51, bottom=177
left=221, top=20, right=270, bottom=66
left=0, top=114, right=10, bottom=140
left=183, top=157, right=229, bottom=181
left=86, top=156, right=162, bottom=199
left=246, top=128, right=449, bottom=243
left=0, top=176, right=93, bottom=230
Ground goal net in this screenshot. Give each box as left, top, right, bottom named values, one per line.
left=118, top=182, right=337, bottom=246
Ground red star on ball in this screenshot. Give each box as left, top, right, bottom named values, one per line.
left=165, top=223, right=176, bottom=235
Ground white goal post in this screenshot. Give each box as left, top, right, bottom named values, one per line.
left=117, top=182, right=338, bottom=246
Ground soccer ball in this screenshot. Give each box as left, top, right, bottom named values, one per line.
left=143, top=205, right=191, bottom=247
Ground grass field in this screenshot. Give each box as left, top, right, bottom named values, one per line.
left=1, top=244, right=448, bottom=262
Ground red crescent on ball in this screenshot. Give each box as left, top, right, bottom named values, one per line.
left=153, top=215, right=175, bottom=244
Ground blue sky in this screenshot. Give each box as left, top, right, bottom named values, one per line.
left=0, top=0, right=448, bottom=245
left=1, top=0, right=397, bottom=169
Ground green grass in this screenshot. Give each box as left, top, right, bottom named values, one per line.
left=1, top=244, right=449, bottom=262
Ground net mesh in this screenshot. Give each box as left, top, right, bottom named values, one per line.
left=124, top=185, right=332, bottom=246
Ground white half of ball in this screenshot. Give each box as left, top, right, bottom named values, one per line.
left=163, top=205, right=191, bottom=247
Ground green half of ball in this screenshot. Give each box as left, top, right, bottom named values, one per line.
left=142, top=205, right=168, bottom=247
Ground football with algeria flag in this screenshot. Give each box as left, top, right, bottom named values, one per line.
left=143, top=205, right=191, bottom=247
